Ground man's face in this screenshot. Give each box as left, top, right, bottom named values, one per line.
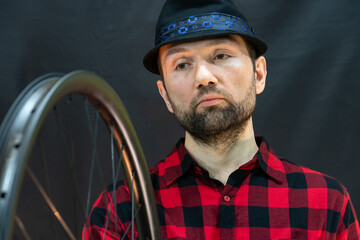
left=157, top=35, right=266, bottom=145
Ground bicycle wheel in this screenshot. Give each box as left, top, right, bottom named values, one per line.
left=0, top=70, right=160, bottom=239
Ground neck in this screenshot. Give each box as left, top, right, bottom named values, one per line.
left=184, top=119, right=258, bottom=185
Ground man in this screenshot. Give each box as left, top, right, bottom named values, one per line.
left=84, top=0, right=360, bottom=239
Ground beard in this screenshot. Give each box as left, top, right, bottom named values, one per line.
left=168, top=79, right=256, bottom=147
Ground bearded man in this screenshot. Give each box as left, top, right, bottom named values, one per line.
left=84, top=0, right=360, bottom=239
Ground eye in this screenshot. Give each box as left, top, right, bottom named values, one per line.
left=175, top=63, right=190, bottom=70
left=214, top=53, right=228, bottom=60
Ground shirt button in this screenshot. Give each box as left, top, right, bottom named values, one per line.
left=224, top=195, right=231, bottom=202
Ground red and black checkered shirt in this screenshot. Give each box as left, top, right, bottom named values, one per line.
left=84, top=137, right=360, bottom=239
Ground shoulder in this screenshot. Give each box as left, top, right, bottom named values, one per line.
left=279, top=157, right=352, bottom=219
left=280, top=158, right=347, bottom=195
left=280, top=159, right=360, bottom=236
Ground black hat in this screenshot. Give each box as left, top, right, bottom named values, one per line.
left=143, top=0, right=267, bottom=75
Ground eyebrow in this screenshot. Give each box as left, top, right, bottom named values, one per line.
left=164, top=36, right=238, bottom=60
left=164, top=47, right=188, bottom=60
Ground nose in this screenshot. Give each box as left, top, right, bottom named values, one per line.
left=195, top=62, right=218, bottom=88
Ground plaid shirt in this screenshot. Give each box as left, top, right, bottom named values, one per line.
left=84, top=137, right=360, bottom=239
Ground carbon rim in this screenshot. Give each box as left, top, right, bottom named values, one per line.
left=0, top=70, right=160, bottom=239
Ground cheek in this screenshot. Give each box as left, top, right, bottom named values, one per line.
left=222, top=73, right=255, bottom=100
left=166, top=78, right=194, bottom=102
left=220, top=58, right=253, bottom=79
left=168, top=88, right=192, bottom=105
left=225, top=58, right=244, bottom=68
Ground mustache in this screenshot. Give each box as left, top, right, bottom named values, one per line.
left=190, top=86, right=229, bottom=107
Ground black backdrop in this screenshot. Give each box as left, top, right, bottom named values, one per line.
left=1, top=0, right=359, bottom=226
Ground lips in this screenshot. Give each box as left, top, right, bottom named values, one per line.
left=196, top=94, right=225, bottom=107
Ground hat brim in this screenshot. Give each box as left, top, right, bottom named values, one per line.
left=143, top=30, right=267, bottom=75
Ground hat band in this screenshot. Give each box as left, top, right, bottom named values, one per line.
left=156, top=12, right=256, bottom=45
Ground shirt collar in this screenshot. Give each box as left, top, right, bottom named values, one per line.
left=254, top=136, right=286, bottom=184
left=163, top=137, right=286, bottom=186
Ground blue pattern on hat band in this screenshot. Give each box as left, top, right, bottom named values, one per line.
left=156, top=12, right=256, bottom=45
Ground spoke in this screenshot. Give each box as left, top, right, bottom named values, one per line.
left=68, top=95, right=79, bottom=235
left=110, top=122, right=119, bottom=237
left=121, top=203, right=143, bottom=240
left=84, top=99, right=101, bottom=220
left=38, top=134, right=51, bottom=195
left=26, top=167, right=76, bottom=240
left=131, top=171, right=135, bottom=240
left=54, top=105, right=85, bottom=217
left=15, top=215, right=31, bottom=240
left=115, top=145, right=125, bottom=191
left=111, top=121, right=115, bottom=186
left=84, top=98, right=106, bottom=189
left=67, top=95, right=76, bottom=174
left=38, top=134, right=57, bottom=236
left=102, top=140, right=125, bottom=239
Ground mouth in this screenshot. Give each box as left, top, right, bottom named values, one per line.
left=196, top=95, right=225, bottom=108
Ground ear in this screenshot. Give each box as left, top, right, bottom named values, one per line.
left=254, top=56, right=267, bottom=95
left=157, top=80, right=174, bottom=113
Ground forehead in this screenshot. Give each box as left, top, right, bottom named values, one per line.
left=159, top=34, right=247, bottom=60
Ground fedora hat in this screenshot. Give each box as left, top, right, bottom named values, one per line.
left=143, top=0, right=267, bottom=75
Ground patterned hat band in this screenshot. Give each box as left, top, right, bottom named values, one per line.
left=143, top=1, right=267, bottom=75
left=155, top=12, right=256, bottom=45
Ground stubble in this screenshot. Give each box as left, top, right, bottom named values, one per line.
left=169, top=80, right=256, bottom=148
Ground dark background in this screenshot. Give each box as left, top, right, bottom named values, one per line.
left=1, top=0, right=359, bottom=235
